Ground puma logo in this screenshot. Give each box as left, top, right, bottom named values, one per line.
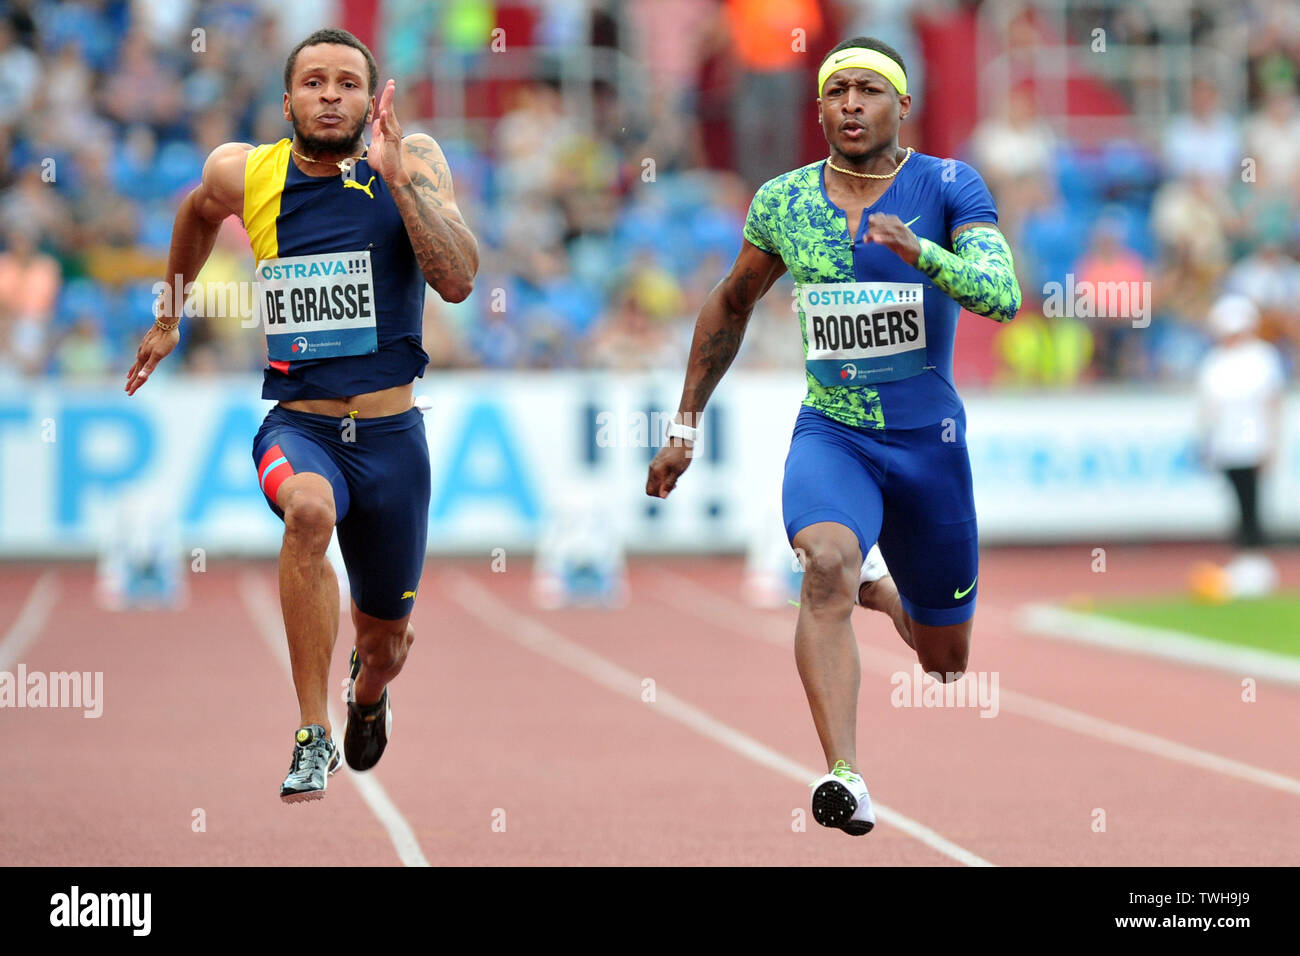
left=344, top=175, right=376, bottom=199
left=401, top=590, right=417, bottom=600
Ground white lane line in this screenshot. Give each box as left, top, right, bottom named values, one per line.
left=1020, top=602, right=1300, bottom=687
left=652, top=568, right=1300, bottom=799
left=0, top=572, right=59, bottom=673
left=445, top=570, right=994, bottom=867
left=239, top=572, right=431, bottom=867
left=996, top=688, right=1300, bottom=796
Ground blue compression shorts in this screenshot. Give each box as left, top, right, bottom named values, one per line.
left=782, top=405, right=979, bottom=626
left=252, top=404, right=431, bottom=621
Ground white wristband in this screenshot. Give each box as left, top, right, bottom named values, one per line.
left=665, top=421, right=699, bottom=443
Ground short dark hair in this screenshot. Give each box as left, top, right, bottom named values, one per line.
left=284, top=28, right=378, bottom=99
left=820, top=36, right=908, bottom=83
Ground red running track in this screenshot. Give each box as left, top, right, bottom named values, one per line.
left=0, top=545, right=1296, bottom=866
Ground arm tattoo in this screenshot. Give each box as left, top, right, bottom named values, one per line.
left=688, top=268, right=756, bottom=408
left=392, top=180, right=475, bottom=297
left=691, top=326, right=744, bottom=410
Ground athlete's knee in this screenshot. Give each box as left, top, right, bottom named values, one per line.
left=356, top=619, right=413, bottom=673
left=914, top=626, right=970, bottom=678
left=281, top=491, right=335, bottom=545
left=798, top=542, right=858, bottom=609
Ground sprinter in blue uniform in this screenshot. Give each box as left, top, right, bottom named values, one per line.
left=648, top=36, right=1020, bottom=835
left=126, top=28, right=478, bottom=802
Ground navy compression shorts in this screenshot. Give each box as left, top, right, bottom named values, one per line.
left=252, top=404, right=431, bottom=621
left=782, top=405, right=979, bottom=626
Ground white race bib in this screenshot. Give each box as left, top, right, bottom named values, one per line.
left=256, top=251, right=378, bottom=361
left=798, top=281, right=927, bottom=386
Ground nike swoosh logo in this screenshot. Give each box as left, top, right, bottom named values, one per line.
left=903, top=215, right=921, bottom=228
left=954, top=577, right=977, bottom=600
left=833, top=54, right=855, bottom=64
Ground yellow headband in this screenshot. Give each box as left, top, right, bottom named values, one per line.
left=818, top=48, right=907, bottom=97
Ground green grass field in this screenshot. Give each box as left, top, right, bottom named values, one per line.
left=1087, top=593, right=1300, bottom=658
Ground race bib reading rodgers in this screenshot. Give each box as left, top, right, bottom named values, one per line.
left=798, top=282, right=928, bottom=386
left=256, top=251, right=378, bottom=361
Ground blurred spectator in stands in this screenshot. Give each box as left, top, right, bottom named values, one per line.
left=725, top=0, right=824, bottom=186
left=1196, top=294, right=1285, bottom=562
left=43, top=40, right=102, bottom=152
left=1162, top=77, right=1241, bottom=183
left=996, top=302, right=1094, bottom=388
left=0, top=19, right=41, bottom=126
left=1072, top=212, right=1150, bottom=379
left=691, top=2, right=738, bottom=172
left=1245, top=0, right=1300, bottom=102
left=99, top=30, right=185, bottom=139
left=1151, top=173, right=1233, bottom=327
left=585, top=250, right=684, bottom=369
left=0, top=225, right=60, bottom=374
left=552, top=129, right=619, bottom=241
left=1, top=166, right=73, bottom=256
left=1244, top=81, right=1300, bottom=191
left=1224, top=241, right=1300, bottom=354
left=585, top=291, right=678, bottom=370
left=71, top=150, right=140, bottom=255
left=629, top=0, right=715, bottom=103
left=496, top=83, right=579, bottom=204
left=968, top=87, right=1056, bottom=240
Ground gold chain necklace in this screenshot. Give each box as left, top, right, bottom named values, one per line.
left=288, top=143, right=368, bottom=174
left=826, top=147, right=913, bottom=180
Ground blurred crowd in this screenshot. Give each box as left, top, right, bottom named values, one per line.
left=0, top=0, right=1298, bottom=389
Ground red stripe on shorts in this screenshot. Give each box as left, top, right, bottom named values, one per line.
left=257, top=444, right=294, bottom=503
left=269, top=360, right=290, bottom=374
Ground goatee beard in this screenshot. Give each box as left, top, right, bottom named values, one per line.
left=289, top=107, right=367, bottom=159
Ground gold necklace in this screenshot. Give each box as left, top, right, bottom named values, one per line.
left=288, top=142, right=368, bottom=174
left=826, top=147, right=913, bottom=180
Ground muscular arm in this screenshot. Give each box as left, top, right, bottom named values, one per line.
left=126, top=142, right=247, bottom=395
left=675, top=240, right=787, bottom=419
left=389, top=133, right=478, bottom=302
left=157, top=142, right=249, bottom=321
left=914, top=222, right=1022, bottom=324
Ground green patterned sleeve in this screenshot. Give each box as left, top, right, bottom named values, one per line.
left=742, top=184, right=778, bottom=256
left=915, top=226, right=1021, bottom=323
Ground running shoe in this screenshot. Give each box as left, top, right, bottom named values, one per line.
left=280, top=724, right=341, bottom=804
left=811, top=759, right=876, bottom=835
left=343, top=647, right=392, bottom=772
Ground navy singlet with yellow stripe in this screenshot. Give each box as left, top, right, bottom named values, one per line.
left=243, top=138, right=428, bottom=400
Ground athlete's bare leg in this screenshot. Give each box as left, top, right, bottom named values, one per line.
left=276, top=473, right=340, bottom=735
left=792, top=522, right=863, bottom=771
left=859, top=574, right=971, bottom=677
left=350, top=604, right=414, bottom=706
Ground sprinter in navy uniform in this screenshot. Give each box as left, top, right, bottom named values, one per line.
left=126, top=28, right=478, bottom=802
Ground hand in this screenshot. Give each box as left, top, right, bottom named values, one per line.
left=646, top=442, right=694, bottom=499
left=865, top=212, right=921, bottom=265
left=368, top=79, right=407, bottom=187
left=125, top=323, right=179, bottom=395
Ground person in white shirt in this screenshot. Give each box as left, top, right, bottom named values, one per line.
left=1196, top=294, right=1286, bottom=550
